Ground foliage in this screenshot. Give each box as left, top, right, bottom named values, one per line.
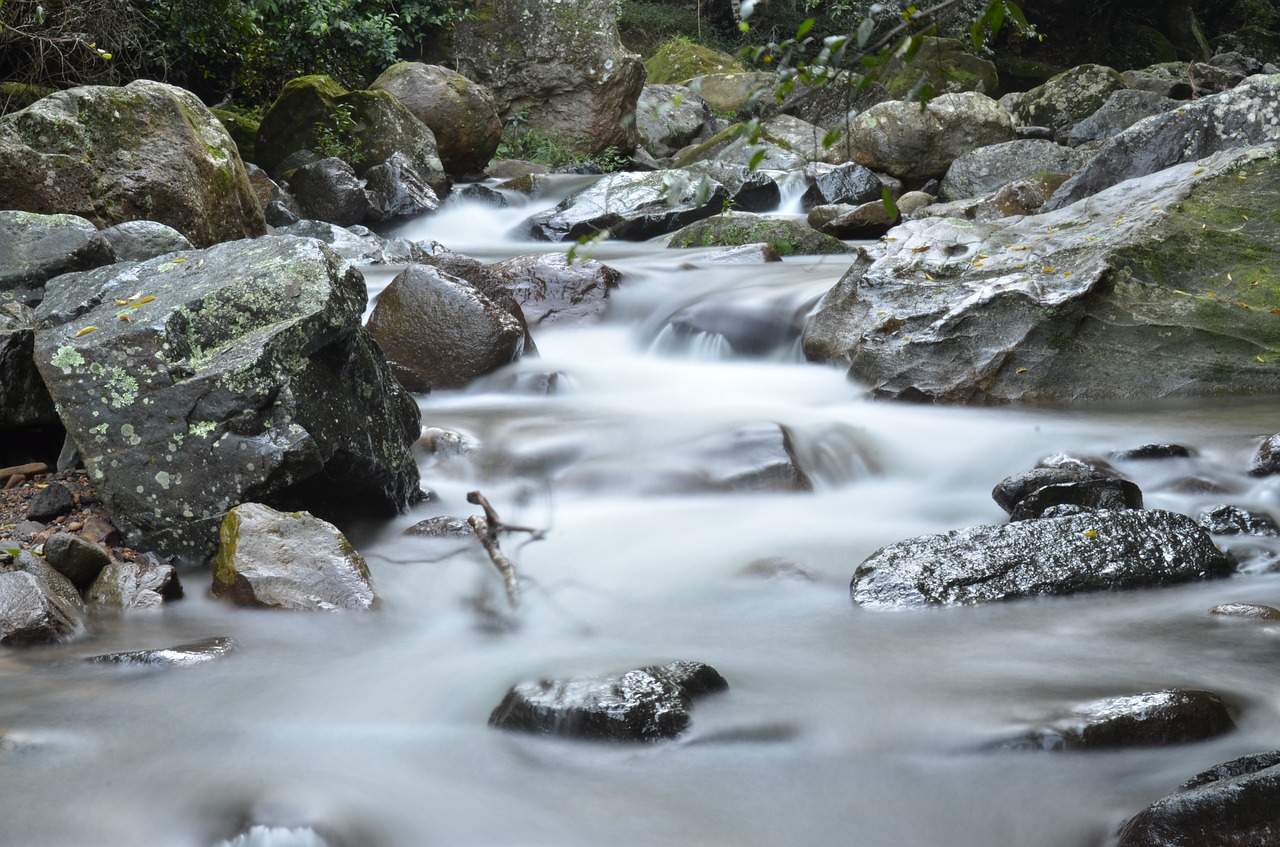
left=313, top=102, right=366, bottom=164
left=0, top=0, right=149, bottom=92
left=496, top=110, right=631, bottom=173
left=618, top=0, right=740, bottom=56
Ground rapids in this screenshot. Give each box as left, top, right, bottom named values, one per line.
left=2, top=182, right=1279, bottom=847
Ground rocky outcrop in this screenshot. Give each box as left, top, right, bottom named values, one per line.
left=490, top=660, right=727, bottom=741
left=366, top=264, right=525, bottom=392
left=1004, top=64, right=1129, bottom=140
left=212, top=502, right=378, bottom=611
left=1002, top=689, right=1235, bottom=751
left=370, top=62, right=502, bottom=175
left=939, top=140, right=1089, bottom=201
left=803, top=144, right=1280, bottom=403
left=0, top=80, right=265, bottom=247
left=851, top=509, right=1232, bottom=609
left=519, top=170, right=728, bottom=241
left=452, top=0, right=646, bottom=155
left=0, top=211, right=115, bottom=304
left=33, top=236, right=423, bottom=561
left=667, top=213, right=853, bottom=256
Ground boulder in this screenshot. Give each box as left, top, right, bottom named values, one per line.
left=672, top=122, right=807, bottom=171
left=362, top=151, right=441, bottom=223
left=366, top=265, right=525, bottom=392
left=684, top=162, right=781, bottom=212
left=644, top=39, right=743, bottom=85
left=1007, top=477, right=1144, bottom=521
left=0, top=302, right=58, bottom=432
left=809, top=200, right=898, bottom=239
left=99, top=220, right=193, bottom=263
left=939, top=139, right=1090, bottom=201
left=1065, top=89, right=1180, bottom=148
left=878, top=37, right=999, bottom=98
left=13, top=549, right=83, bottom=610
left=667, top=213, right=853, bottom=257
left=0, top=570, right=82, bottom=644
left=1049, top=74, right=1280, bottom=209
left=42, top=532, right=111, bottom=590
left=766, top=72, right=890, bottom=133
left=1250, top=434, right=1280, bottom=476
left=1002, top=689, right=1235, bottom=751
left=1116, top=751, right=1280, bottom=846
left=85, top=636, right=236, bottom=667
left=844, top=92, right=1016, bottom=182
left=370, top=62, right=502, bottom=174
left=0, top=211, right=115, bottom=304
left=801, top=162, right=883, bottom=210
left=518, top=170, right=729, bottom=241
left=487, top=252, right=622, bottom=327
left=0, top=80, right=266, bottom=247
left=33, top=236, right=423, bottom=561
left=287, top=157, right=369, bottom=227
left=1199, top=505, right=1280, bottom=536
left=991, top=465, right=1123, bottom=513
left=635, top=84, right=716, bottom=159
left=685, top=73, right=775, bottom=115
left=489, top=660, right=728, bottom=741
left=851, top=509, right=1232, bottom=610
left=452, top=0, right=645, bottom=155
left=86, top=553, right=182, bottom=609
left=1005, top=64, right=1129, bottom=140
left=802, top=144, right=1280, bottom=403
left=211, top=502, right=378, bottom=611
left=763, top=114, right=845, bottom=165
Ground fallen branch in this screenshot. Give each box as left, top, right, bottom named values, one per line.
left=467, top=491, right=545, bottom=539
left=467, top=514, right=521, bottom=610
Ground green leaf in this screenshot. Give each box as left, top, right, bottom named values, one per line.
left=880, top=187, right=899, bottom=220
left=821, top=129, right=842, bottom=149
left=748, top=149, right=766, bottom=171
left=796, top=17, right=815, bottom=38
left=970, top=20, right=984, bottom=50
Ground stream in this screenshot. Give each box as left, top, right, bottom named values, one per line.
left=3, top=181, right=1280, bottom=847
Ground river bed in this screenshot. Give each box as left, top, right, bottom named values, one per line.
left=2, top=186, right=1279, bottom=847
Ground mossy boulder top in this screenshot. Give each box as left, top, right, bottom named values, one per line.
left=644, top=38, right=744, bottom=85
left=877, top=37, right=999, bottom=99
left=668, top=213, right=854, bottom=257
left=0, top=79, right=265, bottom=248
left=370, top=62, right=502, bottom=175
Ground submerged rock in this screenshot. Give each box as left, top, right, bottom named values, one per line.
left=1003, top=689, right=1235, bottom=751
left=851, top=509, right=1232, bottom=609
left=85, top=636, right=236, bottom=667
left=1199, top=505, right=1280, bottom=537
left=1209, top=603, right=1280, bottom=620
left=489, top=660, right=728, bottom=741
left=487, top=252, right=622, bottom=327
left=212, top=502, right=378, bottom=611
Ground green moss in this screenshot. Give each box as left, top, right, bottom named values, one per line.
left=668, top=214, right=852, bottom=256
left=645, top=37, right=744, bottom=85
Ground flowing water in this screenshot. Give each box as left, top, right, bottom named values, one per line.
left=4, top=183, right=1280, bottom=847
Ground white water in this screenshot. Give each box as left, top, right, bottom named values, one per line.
left=4, top=191, right=1280, bottom=847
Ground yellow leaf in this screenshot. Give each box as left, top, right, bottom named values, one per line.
left=1016, top=367, right=1028, bottom=374
left=1258, top=355, right=1267, bottom=363
left=75, top=326, right=98, bottom=337
left=1227, top=273, right=1233, bottom=280
left=1083, top=530, right=1098, bottom=538
left=911, top=244, right=931, bottom=253
left=924, top=272, right=934, bottom=281
left=118, top=314, right=131, bottom=322
left=1191, top=168, right=1205, bottom=174
left=1041, top=266, right=1057, bottom=272
left=1239, top=302, right=1251, bottom=309
left=130, top=295, right=156, bottom=308
left=1207, top=291, right=1217, bottom=296
left=173, top=257, right=186, bottom=263
left=114, top=299, right=129, bottom=306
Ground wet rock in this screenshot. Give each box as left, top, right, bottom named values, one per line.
left=1209, top=603, right=1280, bottom=620
left=1004, top=64, right=1129, bottom=141
left=809, top=201, right=897, bottom=239
left=13, top=549, right=83, bottom=610
left=33, top=236, right=423, bottom=561
left=0, top=81, right=266, bottom=248
left=362, top=151, right=441, bottom=223
left=801, top=162, right=882, bottom=210
left=851, top=509, right=1232, bottom=609
left=635, top=84, right=716, bottom=159
left=667, top=213, right=852, bottom=257
left=87, top=553, right=182, bottom=609
left=211, top=502, right=378, bottom=611
left=1112, top=443, right=1194, bottom=461
left=519, top=170, right=728, bottom=241
left=684, top=162, right=781, bottom=212
left=1249, top=434, right=1280, bottom=477
left=992, top=466, right=1117, bottom=514
left=740, top=557, right=815, bottom=582
left=487, top=252, right=622, bottom=327
left=288, top=157, right=369, bottom=227
left=99, top=220, right=193, bottom=263
left=42, top=532, right=111, bottom=590
left=489, top=660, right=728, bottom=741
left=25, top=482, right=75, bottom=522
left=404, top=516, right=474, bottom=538
left=370, top=62, right=502, bottom=175
left=365, top=264, right=525, bottom=392
left=86, top=636, right=236, bottom=667
left=0, top=302, right=58, bottom=433
left=1199, top=505, right=1280, bottom=537
left=0, top=570, right=82, bottom=644
left=680, top=243, right=783, bottom=265
left=939, top=139, right=1090, bottom=202
left=0, top=211, right=115, bottom=302
left=1008, top=477, right=1144, bottom=521
left=1116, top=750, right=1280, bottom=846
left=1003, top=689, right=1235, bottom=751
left=680, top=423, right=812, bottom=493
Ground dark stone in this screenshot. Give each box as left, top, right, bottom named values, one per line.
left=0, top=301, right=59, bottom=432
left=42, top=532, right=111, bottom=590
left=0, top=211, right=115, bottom=300
left=289, top=157, right=370, bottom=227
left=800, top=163, right=882, bottom=211
left=1003, top=689, right=1235, bottom=751
left=13, top=549, right=83, bottom=610
left=25, top=482, right=75, bottom=522
left=1249, top=434, right=1280, bottom=477
left=852, top=509, right=1232, bottom=609
left=450, top=183, right=509, bottom=208
left=362, top=151, right=441, bottom=223
left=487, top=253, right=622, bottom=327
left=1116, top=751, right=1280, bottom=846
left=403, top=516, right=474, bottom=538
left=489, top=660, right=728, bottom=742
left=1111, top=443, right=1194, bottom=461
left=1008, top=478, right=1144, bottom=521
left=85, top=636, right=236, bottom=667
left=992, top=466, right=1116, bottom=514
left=1199, top=505, right=1280, bottom=537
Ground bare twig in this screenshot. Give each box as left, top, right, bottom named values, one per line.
left=467, top=514, right=521, bottom=610
left=466, top=490, right=545, bottom=539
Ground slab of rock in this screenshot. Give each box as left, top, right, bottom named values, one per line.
left=939, top=139, right=1090, bottom=201
left=212, top=502, right=378, bottom=611
left=288, top=157, right=370, bottom=227
left=1003, top=689, right=1235, bottom=751
left=489, top=660, right=727, bottom=741
left=0, top=570, right=82, bottom=644
left=1116, top=750, right=1280, bottom=846
left=85, top=636, right=236, bottom=667
left=519, top=170, right=729, bottom=241
left=1066, top=88, right=1180, bottom=148
left=851, top=509, right=1232, bottom=609
left=0, top=211, right=115, bottom=303
left=487, top=253, right=622, bottom=327
left=33, top=236, right=423, bottom=561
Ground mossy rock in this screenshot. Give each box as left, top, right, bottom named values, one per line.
left=667, top=213, right=853, bottom=256
left=210, top=108, right=259, bottom=164
left=878, top=37, right=999, bottom=99
left=645, top=37, right=743, bottom=84
left=0, top=82, right=55, bottom=116
left=255, top=75, right=349, bottom=175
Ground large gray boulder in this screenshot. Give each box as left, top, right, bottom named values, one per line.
left=1005, top=64, right=1129, bottom=139
left=1049, top=74, right=1280, bottom=209
left=940, top=139, right=1090, bottom=201
left=0, top=211, right=114, bottom=304
left=288, top=157, right=369, bottom=227
left=844, top=92, right=1015, bottom=182
left=851, top=509, right=1232, bottom=609
left=33, top=236, right=423, bottom=561
left=803, top=144, right=1280, bottom=403
left=366, top=264, right=526, bottom=392
left=370, top=62, right=502, bottom=175
left=212, top=502, right=378, bottom=611
left=1065, top=88, right=1180, bottom=148
left=518, top=170, right=729, bottom=241
left=0, top=80, right=266, bottom=247
left=452, top=0, right=646, bottom=155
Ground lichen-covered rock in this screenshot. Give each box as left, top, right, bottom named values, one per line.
left=802, top=144, right=1280, bottom=403
left=0, top=211, right=115, bottom=303
left=671, top=122, right=807, bottom=171
left=851, top=509, right=1232, bottom=609
left=940, top=139, right=1090, bottom=201
left=1049, top=75, right=1280, bottom=209
left=489, top=660, right=727, bottom=741
left=0, top=570, right=82, bottom=644
left=1065, top=88, right=1179, bottom=148
left=366, top=264, right=525, bottom=392
left=1116, top=750, right=1280, bottom=846
left=0, top=80, right=266, bottom=247
left=844, top=92, right=1016, bottom=182
left=762, top=114, right=845, bottom=165
left=1003, top=689, right=1235, bottom=751
left=85, top=635, right=236, bottom=667
left=211, top=502, right=377, bottom=611
left=667, top=213, right=853, bottom=257
left=487, top=252, right=622, bottom=327
left=370, top=62, right=502, bottom=174
left=0, top=302, right=58, bottom=433
left=453, top=0, right=645, bottom=155
left=1005, top=64, right=1129, bottom=139
left=519, top=170, right=729, bottom=241
left=801, top=162, right=883, bottom=210
left=99, top=220, right=193, bottom=263
left=644, top=39, right=743, bottom=85
left=86, top=553, right=182, bottom=609
left=33, top=236, right=423, bottom=561
left=635, top=84, right=716, bottom=159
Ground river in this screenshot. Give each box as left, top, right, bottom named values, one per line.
left=2, top=181, right=1279, bottom=847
